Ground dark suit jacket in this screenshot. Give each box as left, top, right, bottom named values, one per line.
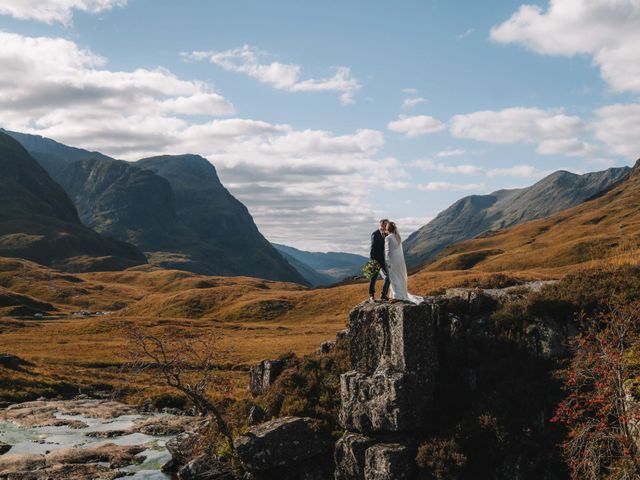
left=370, top=229, right=385, bottom=265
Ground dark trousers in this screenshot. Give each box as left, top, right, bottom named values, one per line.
left=369, top=263, right=390, bottom=298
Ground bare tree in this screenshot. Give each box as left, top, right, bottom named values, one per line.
left=123, top=325, right=235, bottom=455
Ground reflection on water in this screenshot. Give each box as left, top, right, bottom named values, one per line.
left=0, top=410, right=174, bottom=479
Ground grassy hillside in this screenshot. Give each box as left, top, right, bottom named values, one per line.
left=403, top=167, right=630, bottom=268
left=419, top=160, right=640, bottom=275
left=2, top=160, right=640, bottom=406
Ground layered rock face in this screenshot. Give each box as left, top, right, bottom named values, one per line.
left=336, top=302, right=440, bottom=479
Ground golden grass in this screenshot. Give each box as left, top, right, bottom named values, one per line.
left=0, top=255, right=559, bottom=404
left=421, top=168, right=640, bottom=275
left=2, top=167, right=639, bottom=404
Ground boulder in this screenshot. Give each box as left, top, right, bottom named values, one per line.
left=0, top=354, right=25, bottom=370
left=339, top=370, right=433, bottom=434
left=165, top=421, right=209, bottom=469
left=44, top=443, right=145, bottom=468
left=364, top=443, right=414, bottom=480
left=334, top=432, right=376, bottom=480
left=177, top=454, right=235, bottom=480
left=248, top=405, right=266, bottom=425
left=525, top=317, right=578, bottom=358
left=234, top=416, right=333, bottom=473
left=347, top=302, right=438, bottom=376
left=0, top=453, right=45, bottom=475
left=336, top=328, right=349, bottom=343
left=318, top=340, right=336, bottom=354
left=3, top=463, right=123, bottom=480
left=0, top=441, right=11, bottom=455
left=249, top=359, right=285, bottom=396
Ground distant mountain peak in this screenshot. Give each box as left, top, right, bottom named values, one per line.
left=403, top=166, right=631, bottom=268
left=0, top=131, right=146, bottom=271
left=3, top=130, right=306, bottom=284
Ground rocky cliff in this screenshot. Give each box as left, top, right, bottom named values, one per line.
left=334, top=285, right=572, bottom=479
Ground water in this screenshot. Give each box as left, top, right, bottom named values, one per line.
left=0, top=409, right=174, bottom=479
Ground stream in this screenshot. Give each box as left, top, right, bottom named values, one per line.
left=0, top=400, right=185, bottom=479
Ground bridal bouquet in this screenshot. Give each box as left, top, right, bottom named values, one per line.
left=362, top=259, right=381, bottom=280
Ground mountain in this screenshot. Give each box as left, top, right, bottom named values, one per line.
left=0, top=128, right=114, bottom=173
left=135, top=155, right=306, bottom=283
left=0, top=132, right=146, bottom=271
left=274, top=249, right=335, bottom=287
left=48, top=157, right=190, bottom=252
left=403, top=167, right=630, bottom=268
left=4, top=130, right=306, bottom=284
left=273, top=243, right=368, bottom=286
left=419, top=160, right=640, bottom=273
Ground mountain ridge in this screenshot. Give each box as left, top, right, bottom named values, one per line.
left=416, top=158, right=640, bottom=274
left=3, top=129, right=305, bottom=284
left=0, top=132, right=146, bottom=271
left=403, top=166, right=631, bottom=268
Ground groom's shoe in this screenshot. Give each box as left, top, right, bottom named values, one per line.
left=380, top=296, right=390, bottom=302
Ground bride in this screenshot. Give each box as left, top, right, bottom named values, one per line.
left=384, top=221, right=425, bottom=304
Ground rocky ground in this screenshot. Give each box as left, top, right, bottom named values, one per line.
left=0, top=397, right=202, bottom=479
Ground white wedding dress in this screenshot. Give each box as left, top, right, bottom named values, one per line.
left=384, top=233, right=425, bottom=304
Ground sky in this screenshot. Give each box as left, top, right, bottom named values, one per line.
left=0, top=0, right=639, bottom=254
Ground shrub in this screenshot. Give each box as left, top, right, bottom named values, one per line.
left=416, top=437, right=467, bottom=479
left=150, top=392, right=187, bottom=410
left=552, top=300, right=640, bottom=480
left=257, top=343, right=349, bottom=431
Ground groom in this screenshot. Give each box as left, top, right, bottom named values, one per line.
left=369, top=218, right=390, bottom=302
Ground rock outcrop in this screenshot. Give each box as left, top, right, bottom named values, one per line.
left=235, top=416, right=333, bottom=478
left=335, top=301, right=440, bottom=479
left=249, top=359, right=286, bottom=396
left=0, top=442, right=11, bottom=455
left=0, top=444, right=145, bottom=479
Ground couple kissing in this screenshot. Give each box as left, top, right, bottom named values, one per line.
left=369, top=218, right=424, bottom=305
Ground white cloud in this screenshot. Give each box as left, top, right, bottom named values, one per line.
left=436, top=148, right=465, bottom=157
left=0, top=30, right=403, bottom=253
left=402, top=97, right=426, bottom=109
left=388, top=115, right=445, bottom=138
left=491, top=0, right=640, bottom=93
left=159, top=93, right=235, bottom=116
left=185, top=45, right=361, bottom=105
left=0, top=30, right=236, bottom=157
left=450, top=107, right=588, bottom=155
left=0, top=0, right=127, bottom=25
left=486, top=165, right=538, bottom=178
left=417, top=182, right=484, bottom=191
left=385, top=181, right=484, bottom=192
left=536, top=137, right=596, bottom=156
left=592, top=103, right=640, bottom=159
left=411, top=159, right=483, bottom=176
left=401, top=87, right=418, bottom=94
left=450, top=107, right=583, bottom=143
left=412, top=159, right=540, bottom=179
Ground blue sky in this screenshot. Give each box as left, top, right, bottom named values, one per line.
left=0, top=0, right=639, bottom=253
